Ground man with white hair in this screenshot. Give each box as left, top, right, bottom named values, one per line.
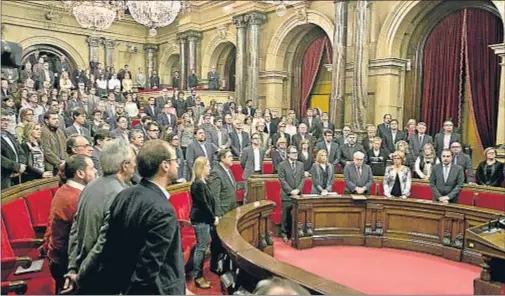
left=63, top=139, right=136, bottom=294
left=343, top=151, right=373, bottom=195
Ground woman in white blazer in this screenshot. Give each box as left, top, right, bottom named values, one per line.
left=383, top=151, right=412, bottom=198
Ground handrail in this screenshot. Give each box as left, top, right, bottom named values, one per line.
left=216, top=200, right=363, bottom=295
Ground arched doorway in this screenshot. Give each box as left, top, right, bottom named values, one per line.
left=209, top=41, right=236, bottom=91
left=22, top=44, right=78, bottom=81
left=166, top=54, right=180, bottom=87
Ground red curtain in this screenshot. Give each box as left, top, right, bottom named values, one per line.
left=464, top=8, right=503, bottom=148
left=300, top=36, right=332, bottom=116
left=421, top=10, right=465, bottom=135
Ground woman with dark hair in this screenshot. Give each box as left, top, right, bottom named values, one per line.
left=476, top=147, right=504, bottom=187
left=298, top=139, right=313, bottom=177
left=189, top=156, right=217, bottom=289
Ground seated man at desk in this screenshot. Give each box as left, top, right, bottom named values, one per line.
left=343, top=151, right=373, bottom=195
left=429, top=148, right=465, bottom=203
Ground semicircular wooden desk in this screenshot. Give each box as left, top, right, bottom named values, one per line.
left=217, top=174, right=505, bottom=295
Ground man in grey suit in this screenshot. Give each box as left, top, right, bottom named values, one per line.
left=64, top=108, right=91, bottom=139
left=241, top=133, right=266, bottom=202
left=434, top=121, right=462, bottom=157
left=278, top=145, right=304, bottom=243
left=207, top=66, right=220, bottom=90
left=429, top=149, right=465, bottom=203
left=450, top=142, right=474, bottom=184
left=208, top=149, right=236, bottom=272
left=337, top=132, right=365, bottom=168
left=214, top=117, right=231, bottom=149
left=315, top=130, right=339, bottom=165
left=343, top=151, right=374, bottom=195
left=408, top=122, right=433, bottom=157
left=229, top=121, right=250, bottom=158
left=186, top=128, right=217, bottom=178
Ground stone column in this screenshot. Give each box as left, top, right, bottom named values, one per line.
left=351, top=0, right=369, bottom=131
left=245, top=11, right=266, bottom=107
left=186, top=31, right=202, bottom=78
left=144, top=44, right=158, bottom=87
left=103, top=39, right=116, bottom=68
left=177, top=33, right=187, bottom=90
left=232, top=14, right=248, bottom=105
left=329, top=0, right=348, bottom=129
left=87, top=36, right=100, bottom=63
left=490, top=43, right=505, bottom=148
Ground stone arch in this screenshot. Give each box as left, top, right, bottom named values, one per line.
left=375, top=0, right=504, bottom=122
left=158, top=40, right=180, bottom=85
left=18, top=35, right=86, bottom=68
left=201, top=31, right=236, bottom=76
left=376, top=0, right=504, bottom=59
left=265, top=9, right=334, bottom=72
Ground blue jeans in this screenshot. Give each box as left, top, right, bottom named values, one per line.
left=192, top=223, right=211, bottom=279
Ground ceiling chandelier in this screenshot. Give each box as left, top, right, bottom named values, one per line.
left=263, top=0, right=302, bottom=16
left=126, top=1, right=182, bottom=37
left=62, top=1, right=126, bottom=31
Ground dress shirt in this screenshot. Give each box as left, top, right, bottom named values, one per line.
left=1, top=132, right=18, bottom=161
left=238, top=133, right=243, bottom=150
left=66, top=180, right=85, bottom=191
left=443, top=165, right=450, bottom=183
left=218, top=130, right=223, bottom=146
left=150, top=180, right=171, bottom=200
left=253, top=147, right=261, bottom=171
left=199, top=142, right=208, bottom=157
left=392, top=131, right=397, bottom=143
left=73, top=123, right=83, bottom=135
left=326, top=142, right=332, bottom=153
left=443, top=134, right=451, bottom=149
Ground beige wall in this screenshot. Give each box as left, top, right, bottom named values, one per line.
left=2, top=0, right=504, bottom=129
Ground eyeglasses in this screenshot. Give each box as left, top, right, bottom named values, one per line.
left=288, top=152, right=298, bottom=154
left=149, top=129, right=159, bottom=132
left=252, top=137, right=260, bottom=140
left=451, top=146, right=461, bottom=148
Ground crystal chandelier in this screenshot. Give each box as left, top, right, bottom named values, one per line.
left=62, top=1, right=126, bottom=31
left=263, top=0, right=301, bottom=16
left=126, top=1, right=182, bottom=37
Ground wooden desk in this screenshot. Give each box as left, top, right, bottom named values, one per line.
left=217, top=200, right=363, bottom=295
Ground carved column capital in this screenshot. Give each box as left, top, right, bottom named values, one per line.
left=143, top=44, right=159, bottom=52
left=103, top=39, right=116, bottom=49
left=185, top=30, right=202, bottom=42
left=245, top=11, right=267, bottom=26
left=87, top=36, right=101, bottom=47
left=232, top=14, right=248, bottom=28
left=490, top=43, right=505, bottom=60
left=176, top=33, right=187, bottom=43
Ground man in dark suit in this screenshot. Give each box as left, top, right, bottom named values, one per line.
left=337, top=132, right=365, bottom=168
left=99, top=140, right=185, bottom=295
left=382, top=119, right=407, bottom=154
left=208, top=149, right=237, bottom=272
left=377, top=113, right=392, bottom=139
left=229, top=121, right=250, bottom=158
left=278, top=145, right=304, bottom=243
left=291, top=123, right=314, bottom=150
left=343, top=151, right=373, bottom=194
left=186, top=128, right=216, bottom=178
left=434, top=120, right=462, bottom=157
left=242, top=99, right=256, bottom=117
left=64, top=108, right=91, bottom=138
left=263, top=113, right=277, bottom=136
left=1, top=110, right=27, bottom=189
left=315, top=112, right=335, bottom=140
left=188, top=68, right=198, bottom=89
left=144, top=97, right=161, bottom=119
left=156, top=103, right=177, bottom=133
left=450, top=142, right=474, bottom=184
left=315, top=130, right=339, bottom=165
left=408, top=122, right=432, bottom=158
left=429, top=149, right=465, bottom=203
left=336, top=125, right=352, bottom=146
left=301, top=108, right=320, bottom=135
left=207, top=66, right=220, bottom=90
left=240, top=132, right=265, bottom=182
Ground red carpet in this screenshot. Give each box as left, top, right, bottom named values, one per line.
left=273, top=238, right=480, bottom=295
left=186, top=259, right=222, bottom=295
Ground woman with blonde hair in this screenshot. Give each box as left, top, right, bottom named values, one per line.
left=395, top=140, right=413, bottom=167
left=414, top=142, right=439, bottom=179
left=310, top=150, right=335, bottom=195
left=476, top=147, right=504, bottom=187
left=59, top=71, right=74, bottom=92
left=15, top=108, right=35, bottom=143
left=383, top=151, right=411, bottom=198
left=122, top=72, right=133, bottom=93
left=20, top=122, right=53, bottom=182
left=189, top=156, right=217, bottom=289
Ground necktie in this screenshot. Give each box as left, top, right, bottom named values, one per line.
left=78, top=127, right=82, bottom=135
left=454, top=155, right=458, bottom=165
left=444, top=166, right=450, bottom=183
left=291, top=161, right=296, bottom=172
left=226, top=169, right=235, bottom=186
left=201, top=143, right=208, bottom=158
left=419, top=135, right=423, bottom=144
left=356, top=166, right=361, bottom=181
left=238, top=134, right=242, bottom=151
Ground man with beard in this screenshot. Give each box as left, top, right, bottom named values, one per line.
left=97, top=140, right=184, bottom=294
left=41, top=111, right=67, bottom=174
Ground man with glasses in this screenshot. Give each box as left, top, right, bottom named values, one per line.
left=144, top=97, right=161, bottom=119
left=145, top=122, right=160, bottom=141
left=110, top=116, right=130, bottom=143
left=377, top=113, right=392, bottom=139
left=429, top=149, right=464, bottom=203
left=434, top=120, right=461, bottom=157
left=230, top=120, right=250, bottom=158
left=450, top=141, right=474, bottom=184
left=337, top=132, right=365, bottom=168
left=186, top=128, right=216, bottom=179
left=63, top=140, right=135, bottom=294
left=408, top=122, right=432, bottom=158
left=66, top=134, right=94, bottom=157
left=209, top=149, right=237, bottom=273
left=1, top=109, right=27, bottom=189
left=343, top=151, right=373, bottom=195
left=278, top=146, right=304, bottom=243
left=271, top=122, right=291, bottom=147
left=337, top=125, right=352, bottom=146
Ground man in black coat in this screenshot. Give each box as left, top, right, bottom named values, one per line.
left=99, top=140, right=185, bottom=295
left=1, top=109, right=27, bottom=189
